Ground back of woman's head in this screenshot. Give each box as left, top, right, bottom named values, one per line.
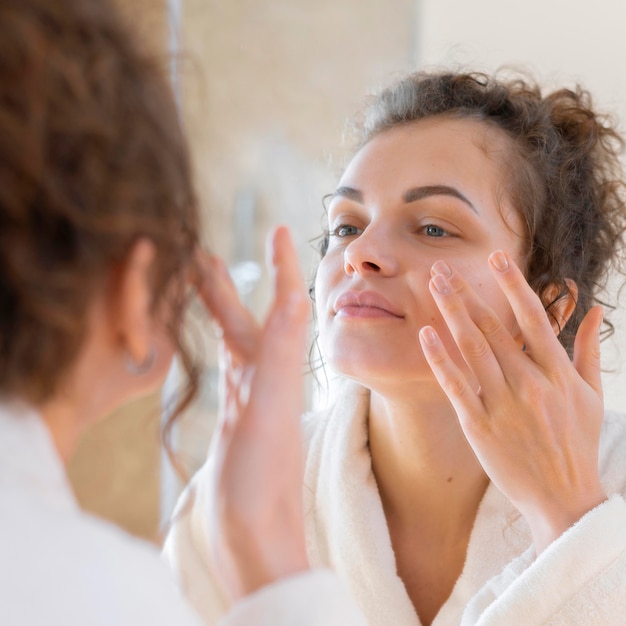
left=0, top=0, right=199, bottom=402
left=345, top=71, right=626, bottom=354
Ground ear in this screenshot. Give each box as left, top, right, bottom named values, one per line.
left=112, top=238, right=157, bottom=365
left=542, top=278, right=578, bottom=337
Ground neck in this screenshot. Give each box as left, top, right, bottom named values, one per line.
left=368, top=383, right=488, bottom=539
left=39, top=399, right=86, bottom=465
left=37, top=366, right=119, bottom=466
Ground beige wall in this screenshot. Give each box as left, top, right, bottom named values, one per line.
left=180, top=0, right=416, bottom=261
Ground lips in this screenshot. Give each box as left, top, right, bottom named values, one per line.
left=333, top=290, right=404, bottom=319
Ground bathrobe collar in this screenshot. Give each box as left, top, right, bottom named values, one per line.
left=0, top=399, right=78, bottom=513
left=303, top=379, right=530, bottom=626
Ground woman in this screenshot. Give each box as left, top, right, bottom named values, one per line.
left=165, top=72, right=626, bottom=624
left=0, top=0, right=363, bottom=624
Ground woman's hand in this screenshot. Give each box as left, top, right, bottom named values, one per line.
left=194, top=226, right=310, bottom=602
left=418, top=250, right=607, bottom=553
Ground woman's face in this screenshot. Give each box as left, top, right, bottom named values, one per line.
left=315, top=116, right=526, bottom=390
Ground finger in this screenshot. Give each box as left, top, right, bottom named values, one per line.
left=573, top=305, right=604, bottom=398
left=418, top=325, right=484, bottom=421
left=194, top=250, right=260, bottom=362
left=488, top=250, right=569, bottom=368
left=246, top=292, right=310, bottom=420
left=215, top=341, right=234, bottom=437
left=237, top=229, right=310, bottom=442
left=267, top=226, right=308, bottom=311
left=234, top=292, right=309, bottom=477
left=429, top=262, right=511, bottom=393
left=213, top=345, right=255, bottom=449
left=211, top=344, right=235, bottom=457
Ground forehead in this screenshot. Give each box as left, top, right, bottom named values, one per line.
left=340, top=116, right=516, bottom=206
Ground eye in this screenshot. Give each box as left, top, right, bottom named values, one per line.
left=423, top=224, right=449, bottom=237
left=332, top=224, right=362, bottom=238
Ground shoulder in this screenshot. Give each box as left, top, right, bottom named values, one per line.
left=73, top=511, right=171, bottom=576
left=301, top=378, right=370, bottom=504
left=301, top=378, right=369, bottom=451
left=0, top=498, right=202, bottom=626
left=82, top=516, right=203, bottom=624
left=301, top=404, right=333, bottom=451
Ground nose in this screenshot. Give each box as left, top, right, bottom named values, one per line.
left=343, top=227, right=399, bottom=277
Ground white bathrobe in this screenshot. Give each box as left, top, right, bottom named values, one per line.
left=165, top=379, right=626, bottom=625
left=0, top=401, right=362, bottom=626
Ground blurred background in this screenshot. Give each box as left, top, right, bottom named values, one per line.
left=68, top=0, right=626, bottom=543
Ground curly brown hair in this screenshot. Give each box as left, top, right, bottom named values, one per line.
left=318, top=71, right=626, bottom=355
left=0, top=0, right=200, bottom=414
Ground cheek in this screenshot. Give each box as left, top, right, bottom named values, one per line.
left=407, top=264, right=518, bottom=342
left=464, top=271, right=520, bottom=337
left=313, top=255, right=336, bottom=322
left=404, top=268, right=443, bottom=325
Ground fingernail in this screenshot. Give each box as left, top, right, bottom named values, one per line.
left=432, top=273, right=451, bottom=294
left=432, top=260, right=452, bottom=277
left=490, top=250, right=509, bottom=272
left=420, top=327, right=438, bottom=345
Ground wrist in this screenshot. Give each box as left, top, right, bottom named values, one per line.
left=222, top=511, right=310, bottom=601
left=524, top=488, right=608, bottom=554
left=230, top=538, right=309, bottom=600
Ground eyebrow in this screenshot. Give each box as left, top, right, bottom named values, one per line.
left=331, top=184, right=477, bottom=214
left=332, top=186, right=363, bottom=203
left=403, top=185, right=477, bottom=214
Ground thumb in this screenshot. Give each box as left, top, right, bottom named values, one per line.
left=243, top=226, right=309, bottom=428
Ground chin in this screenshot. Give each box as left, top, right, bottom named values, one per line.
left=326, top=353, right=429, bottom=387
